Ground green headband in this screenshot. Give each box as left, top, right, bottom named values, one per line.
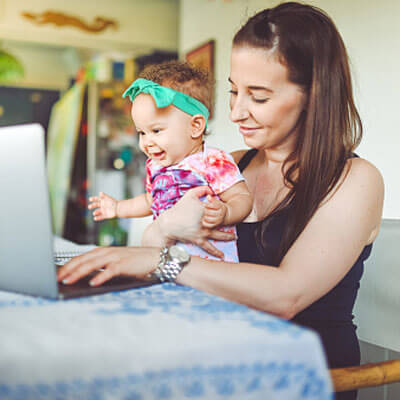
left=122, top=78, right=210, bottom=124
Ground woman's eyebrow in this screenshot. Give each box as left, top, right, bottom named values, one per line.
left=248, top=85, right=273, bottom=93
left=228, top=78, right=273, bottom=93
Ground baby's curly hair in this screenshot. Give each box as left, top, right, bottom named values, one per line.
left=138, top=60, right=214, bottom=113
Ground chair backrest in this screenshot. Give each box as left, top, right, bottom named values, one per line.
left=354, top=218, right=400, bottom=352
left=330, top=360, right=400, bottom=392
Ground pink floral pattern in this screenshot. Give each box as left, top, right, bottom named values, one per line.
left=145, top=145, right=244, bottom=262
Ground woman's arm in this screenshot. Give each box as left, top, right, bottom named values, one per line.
left=59, top=158, right=383, bottom=320
left=175, top=158, right=384, bottom=318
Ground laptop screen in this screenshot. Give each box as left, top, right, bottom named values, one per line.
left=0, top=124, right=59, bottom=298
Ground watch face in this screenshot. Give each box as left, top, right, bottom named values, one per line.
left=169, top=245, right=191, bottom=263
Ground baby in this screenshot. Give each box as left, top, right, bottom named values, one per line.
left=88, top=61, right=252, bottom=261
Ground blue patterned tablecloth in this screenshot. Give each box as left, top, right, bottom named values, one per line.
left=0, top=284, right=333, bottom=400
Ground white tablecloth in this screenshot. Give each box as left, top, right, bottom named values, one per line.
left=0, top=282, right=332, bottom=400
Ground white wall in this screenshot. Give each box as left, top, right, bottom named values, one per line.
left=0, top=0, right=178, bottom=52
left=0, top=0, right=179, bottom=90
left=2, top=41, right=73, bottom=90
left=179, top=0, right=400, bottom=218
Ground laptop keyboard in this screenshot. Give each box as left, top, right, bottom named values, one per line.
left=54, top=251, right=83, bottom=266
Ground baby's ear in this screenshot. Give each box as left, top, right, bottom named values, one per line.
left=190, top=114, right=206, bottom=139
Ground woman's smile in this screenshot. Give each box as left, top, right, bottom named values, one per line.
left=239, top=125, right=261, bottom=136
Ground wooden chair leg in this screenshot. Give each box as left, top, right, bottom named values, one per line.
left=330, top=360, right=400, bottom=392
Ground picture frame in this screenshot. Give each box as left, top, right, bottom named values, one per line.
left=186, top=40, right=215, bottom=119
left=185, top=39, right=215, bottom=77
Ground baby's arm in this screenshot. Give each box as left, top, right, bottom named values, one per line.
left=202, top=181, right=252, bottom=228
left=89, top=192, right=152, bottom=221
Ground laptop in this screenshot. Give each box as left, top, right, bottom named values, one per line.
left=0, top=124, right=157, bottom=299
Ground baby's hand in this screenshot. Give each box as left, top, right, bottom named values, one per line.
left=202, top=195, right=228, bottom=229
left=88, top=192, right=118, bottom=221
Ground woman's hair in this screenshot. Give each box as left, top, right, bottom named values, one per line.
left=138, top=60, right=213, bottom=113
left=233, top=2, right=362, bottom=263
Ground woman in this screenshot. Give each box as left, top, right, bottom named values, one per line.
left=59, top=3, right=383, bottom=398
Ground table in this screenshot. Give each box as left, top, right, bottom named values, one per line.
left=0, top=283, right=333, bottom=400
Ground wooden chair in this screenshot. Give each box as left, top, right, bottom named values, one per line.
left=330, top=360, right=400, bottom=392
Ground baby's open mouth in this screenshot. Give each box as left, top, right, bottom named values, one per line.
left=151, top=151, right=165, bottom=159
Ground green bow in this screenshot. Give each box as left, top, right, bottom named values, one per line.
left=122, top=78, right=209, bottom=123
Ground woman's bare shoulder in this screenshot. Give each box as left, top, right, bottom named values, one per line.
left=231, top=149, right=248, bottom=164
left=346, top=157, right=384, bottom=190
left=323, top=156, right=384, bottom=207
left=318, top=156, right=384, bottom=241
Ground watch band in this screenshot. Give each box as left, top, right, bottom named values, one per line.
left=151, top=246, right=189, bottom=282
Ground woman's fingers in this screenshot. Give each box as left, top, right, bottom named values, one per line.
left=58, top=247, right=160, bottom=286
left=207, top=229, right=236, bottom=241
left=60, top=255, right=118, bottom=285
left=158, top=187, right=206, bottom=242
left=57, top=248, right=112, bottom=283
left=89, top=262, right=120, bottom=286
left=190, top=185, right=213, bottom=199
left=194, top=226, right=236, bottom=258
left=194, top=238, right=224, bottom=259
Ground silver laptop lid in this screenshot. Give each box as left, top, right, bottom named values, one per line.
left=0, top=124, right=58, bottom=298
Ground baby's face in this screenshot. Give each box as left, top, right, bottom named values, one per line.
left=131, top=94, right=203, bottom=167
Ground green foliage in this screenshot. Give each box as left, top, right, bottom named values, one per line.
left=0, top=50, right=24, bottom=82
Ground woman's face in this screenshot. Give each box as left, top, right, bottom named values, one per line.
left=229, top=46, right=307, bottom=153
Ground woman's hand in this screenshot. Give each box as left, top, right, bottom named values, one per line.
left=143, top=186, right=236, bottom=259
left=57, top=246, right=159, bottom=287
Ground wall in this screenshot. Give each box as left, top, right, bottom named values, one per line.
left=1, top=41, right=73, bottom=90
left=0, top=0, right=179, bottom=90
left=0, top=0, right=178, bottom=52
left=179, top=0, right=400, bottom=218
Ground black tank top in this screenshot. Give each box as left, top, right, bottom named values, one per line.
left=236, top=149, right=371, bottom=370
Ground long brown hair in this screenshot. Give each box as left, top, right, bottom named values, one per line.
left=233, top=2, right=362, bottom=263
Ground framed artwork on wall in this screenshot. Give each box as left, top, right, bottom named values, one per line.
left=186, top=40, right=215, bottom=118
left=185, top=39, right=215, bottom=76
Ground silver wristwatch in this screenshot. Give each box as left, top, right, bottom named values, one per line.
left=151, top=245, right=191, bottom=282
